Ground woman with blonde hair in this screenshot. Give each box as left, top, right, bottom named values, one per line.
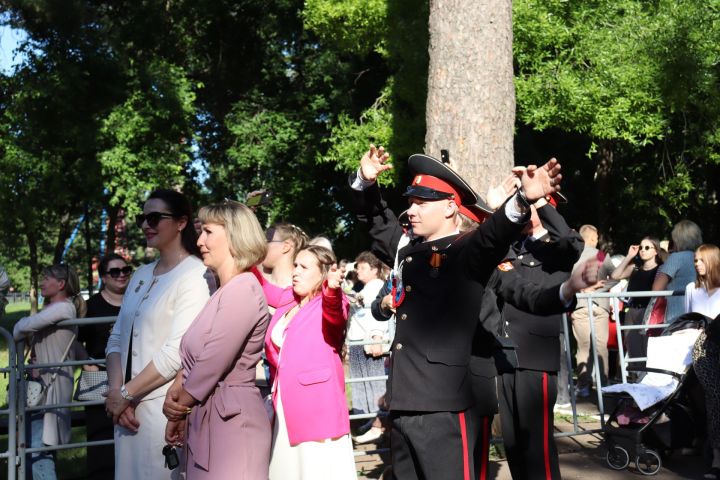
left=14, top=263, right=86, bottom=479
left=261, top=245, right=356, bottom=479
left=686, top=244, right=720, bottom=479
left=163, top=200, right=271, bottom=478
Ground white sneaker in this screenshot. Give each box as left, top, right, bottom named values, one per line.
left=353, top=427, right=384, bottom=444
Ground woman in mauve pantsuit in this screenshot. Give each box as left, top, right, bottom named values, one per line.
left=163, top=200, right=271, bottom=479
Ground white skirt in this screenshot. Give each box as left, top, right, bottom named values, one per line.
left=114, top=395, right=183, bottom=480
left=269, top=387, right=356, bottom=480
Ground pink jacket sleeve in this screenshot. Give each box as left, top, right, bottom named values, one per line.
left=321, top=281, right=349, bottom=328
left=252, top=266, right=292, bottom=309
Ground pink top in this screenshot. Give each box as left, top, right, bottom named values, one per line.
left=261, top=279, right=350, bottom=445
left=180, top=272, right=270, bottom=471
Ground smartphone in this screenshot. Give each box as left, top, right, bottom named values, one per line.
left=441, top=149, right=450, bottom=164
left=246, top=191, right=272, bottom=207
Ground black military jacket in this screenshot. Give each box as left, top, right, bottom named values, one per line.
left=496, top=204, right=583, bottom=372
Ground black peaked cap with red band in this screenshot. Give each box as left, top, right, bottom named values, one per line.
left=404, top=154, right=492, bottom=223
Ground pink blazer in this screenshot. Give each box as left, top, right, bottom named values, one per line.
left=262, top=281, right=350, bottom=445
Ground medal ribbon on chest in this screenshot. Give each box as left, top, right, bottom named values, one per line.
left=390, top=262, right=406, bottom=308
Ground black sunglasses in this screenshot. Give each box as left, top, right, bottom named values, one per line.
left=640, top=245, right=655, bottom=251
left=106, top=266, right=133, bottom=279
left=135, top=212, right=176, bottom=229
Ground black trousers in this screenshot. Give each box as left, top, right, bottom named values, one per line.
left=85, top=404, right=115, bottom=480
left=390, top=407, right=492, bottom=480
left=499, top=370, right=561, bottom=480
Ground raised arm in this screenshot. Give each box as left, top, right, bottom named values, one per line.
left=349, top=145, right=402, bottom=266
left=321, top=265, right=350, bottom=328
left=611, top=245, right=639, bottom=280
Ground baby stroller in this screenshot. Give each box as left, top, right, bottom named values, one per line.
left=601, top=313, right=709, bottom=476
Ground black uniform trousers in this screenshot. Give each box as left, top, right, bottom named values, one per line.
left=499, top=370, right=560, bottom=480
left=391, top=407, right=492, bottom=480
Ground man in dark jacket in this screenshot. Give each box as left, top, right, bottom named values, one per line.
left=492, top=195, right=583, bottom=479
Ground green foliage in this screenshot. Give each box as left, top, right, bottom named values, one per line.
left=99, top=60, right=197, bottom=217
left=303, top=0, right=388, bottom=56
left=319, top=86, right=396, bottom=186
left=513, top=0, right=720, bottom=244
left=514, top=0, right=667, bottom=146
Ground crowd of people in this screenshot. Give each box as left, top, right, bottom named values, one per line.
left=8, top=145, right=720, bottom=480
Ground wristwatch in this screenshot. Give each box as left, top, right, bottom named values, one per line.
left=120, top=384, right=134, bottom=401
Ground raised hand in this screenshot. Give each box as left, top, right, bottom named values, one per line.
left=327, top=264, right=342, bottom=290
left=513, top=158, right=562, bottom=202
left=359, top=144, right=392, bottom=182
left=627, top=245, right=640, bottom=258
left=486, top=174, right=521, bottom=211
left=567, top=259, right=600, bottom=294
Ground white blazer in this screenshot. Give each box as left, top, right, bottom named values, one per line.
left=106, top=256, right=210, bottom=401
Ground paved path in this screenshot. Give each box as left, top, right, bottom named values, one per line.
left=355, top=397, right=707, bottom=479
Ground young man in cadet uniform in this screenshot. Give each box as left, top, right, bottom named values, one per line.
left=349, top=146, right=597, bottom=479
left=490, top=193, right=583, bottom=479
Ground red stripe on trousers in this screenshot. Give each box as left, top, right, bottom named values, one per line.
left=458, top=412, right=470, bottom=480
left=479, top=416, right=489, bottom=480
left=543, top=372, right=551, bottom=480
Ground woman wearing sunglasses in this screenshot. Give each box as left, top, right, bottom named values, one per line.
left=611, top=237, right=664, bottom=363
left=105, top=189, right=210, bottom=480
left=78, top=254, right=132, bottom=479
left=13, top=263, right=86, bottom=479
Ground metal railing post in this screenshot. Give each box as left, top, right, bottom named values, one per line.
left=561, top=313, right=579, bottom=433
left=16, top=339, right=26, bottom=480
left=586, top=298, right=606, bottom=427
left=0, top=328, right=18, bottom=480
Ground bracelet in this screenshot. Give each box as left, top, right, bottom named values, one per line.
left=120, top=384, right=134, bottom=401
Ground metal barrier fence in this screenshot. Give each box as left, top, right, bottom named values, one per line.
left=4, top=293, right=32, bottom=305
left=0, top=289, right=688, bottom=476
left=576, top=289, right=684, bottom=432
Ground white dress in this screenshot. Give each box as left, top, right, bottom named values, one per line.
left=106, top=256, right=210, bottom=480
left=268, top=316, right=357, bottom=480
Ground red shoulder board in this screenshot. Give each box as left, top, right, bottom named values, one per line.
left=497, top=261, right=514, bottom=272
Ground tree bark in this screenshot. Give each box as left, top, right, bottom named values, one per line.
left=425, top=0, right=515, bottom=197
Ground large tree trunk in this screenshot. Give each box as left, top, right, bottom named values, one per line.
left=425, top=0, right=515, bottom=197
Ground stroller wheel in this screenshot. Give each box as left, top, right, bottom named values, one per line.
left=606, top=445, right=630, bottom=470
left=635, top=449, right=662, bottom=476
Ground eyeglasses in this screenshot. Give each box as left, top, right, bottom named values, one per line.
left=106, top=266, right=133, bottom=279
left=640, top=245, right=655, bottom=251
left=135, top=212, right=176, bottom=228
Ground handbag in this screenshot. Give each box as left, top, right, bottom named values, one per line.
left=643, top=296, right=667, bottom=338
left=74, top=369, right=109, bottom=401
left=26, top=378, right=47, bottom=407
left=25, top=333, right=76, bottom=407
